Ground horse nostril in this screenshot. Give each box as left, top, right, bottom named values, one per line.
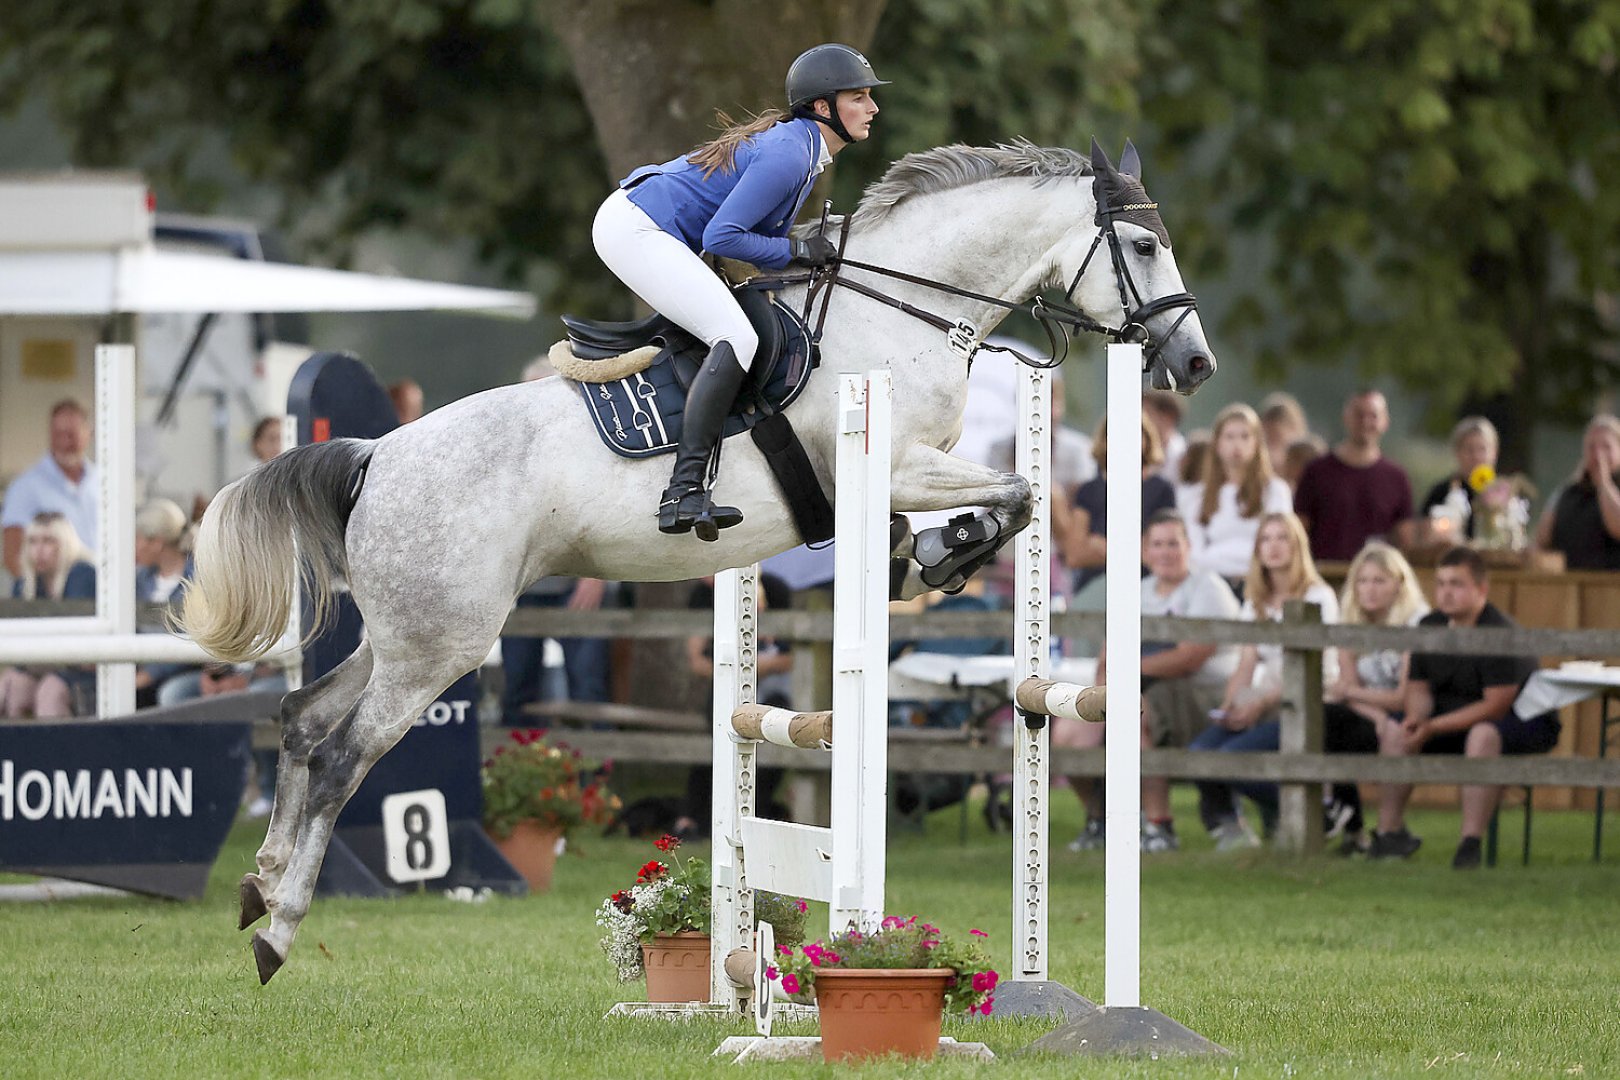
left=1188, top=355, right=1210, bottom=377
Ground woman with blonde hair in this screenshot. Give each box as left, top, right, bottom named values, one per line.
left=1320, top=541, right=1428, bottom=851
left=1059, top=411, right=1176, bottom=593
left=134, top=498, right=197, bottom=706
left=1178, top=402, right=1293, bottom=590
left=1190, top=512, right=1340, bottom=847
left=0, top=512, right=96, bottom=717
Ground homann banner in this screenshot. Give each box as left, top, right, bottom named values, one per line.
left=0, top=717, right=250, bottom=899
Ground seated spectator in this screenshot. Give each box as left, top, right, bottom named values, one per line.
left=1143, top=390, right=1187, bottom=483
left=1, top=399, right=99, bottom=579
left=1370, top=546, right=1561, bottom=868
left=1294, top=389, right=1414, bottom=560
left=1178, top=403, right=1293, bottom=591
left=251, top=416, right=284, bottom=466
left=1259, top=392, right=1309, bottom=476
left=675, top=573, right=793, bottom=837
left=1278, top=435, right=1326, bottom=491
left=132, top=499, right=197, bottom=708
left=1055, top=509, right=1241, bottom=853
left=1533, top=414, right=1620, bottom=571
left=1322, top=542, right=1429, bottom=853
left=1191, top=512, right=1339, bottom=848
left=0, top=513, right=97, bottom=718
left=1418, top=416, right=1499, bottom=547
left=1059, top=412, right=1176, bottom=594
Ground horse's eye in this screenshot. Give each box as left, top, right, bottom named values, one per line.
left=1134, top=239, right=1155, bottom=257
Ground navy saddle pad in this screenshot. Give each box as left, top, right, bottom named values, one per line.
left=569, top=289, right=816, bottom=459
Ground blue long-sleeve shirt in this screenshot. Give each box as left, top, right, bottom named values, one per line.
left=621, top=117, right=825, bottom=270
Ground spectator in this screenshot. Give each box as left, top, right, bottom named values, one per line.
left=389, top=379, right=425, bottom=424
left=2, top=400, right=98, bottom=578
left=1418, top=416, right=1499, bottom=547
left=675, top=573, right=792, bottom=837
left=1370, top=546, right=1560, bottom=868
left=0, top=513, right=96, bottom=717
left=1177, top=403, right=1293, bottom=590
left=250, top=416, right=284, bottom=465
left=986, top=370, right=1093, bottom=605
left=1191, top=512, right=1340, bottom=848
left=1293, top=389, right=1414, bottom=560
left=1321, top=541, right=1429, bottom=853
left=1143, top=390, right=1187, bottom=483
left=1060, top=412, right=1176, bottom=594
left=1260, top=392, right=1309, bottom=476
left=1057, top=509, right=1242, bottom=853
left=1278, top=435, right=1326, bottom=491
left=132, top=499, right=196, bottom=708
left=1533, top=414, right=1620, bottom=571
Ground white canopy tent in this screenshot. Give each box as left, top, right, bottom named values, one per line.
left=0, top=246, right=535, bottom=317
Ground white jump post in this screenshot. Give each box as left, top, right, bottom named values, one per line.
left=710, top=370, right=891, bottom=1007
left=1017, top=342, right=1225, bottom=1055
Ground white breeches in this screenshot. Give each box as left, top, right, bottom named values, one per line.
left=592, top=189, right=760, bottom=371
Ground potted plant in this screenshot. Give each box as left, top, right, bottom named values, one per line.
left=595, top=835, right=808, bottom=1003
left=771, top=916, right=998, bottom=1062
left=481, top=729, right=618, bottom=892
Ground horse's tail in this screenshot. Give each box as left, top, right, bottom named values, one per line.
left=179, top=438, right=375, bottom=663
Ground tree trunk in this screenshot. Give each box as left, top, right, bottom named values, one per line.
left=536, top=0, right=887, bottom=715
left=538, top=0, right=887, bottom=180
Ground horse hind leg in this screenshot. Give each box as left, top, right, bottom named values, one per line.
left=249, top=654, right=464, bottom=985
left=239, top=641, right=374, bottom=932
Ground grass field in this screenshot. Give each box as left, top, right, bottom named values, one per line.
left=2, top=792, right=1617, bottom=1078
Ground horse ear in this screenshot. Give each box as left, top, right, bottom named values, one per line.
left=1120, top=139, right=1142, bottom=179
left=1089, top=137, right=1115, bottom=175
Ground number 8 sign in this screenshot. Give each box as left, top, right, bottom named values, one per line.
left=382, top=789, right=451, bottom=883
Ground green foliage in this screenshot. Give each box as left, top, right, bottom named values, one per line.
left=772, top=915, right=998, bottom=1015
left=1136, top=0, right=1620, bottom=433
left=479, top=730, right=617, bottom=842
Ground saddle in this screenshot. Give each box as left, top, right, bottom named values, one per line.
left=554, top=284, right=817, bottom=460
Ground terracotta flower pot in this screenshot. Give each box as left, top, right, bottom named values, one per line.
left=488, top=821, right=564, bottom=892
left=814, top=968, right=954, bottom=1062
left=641, top=932, right=711, bottom=1003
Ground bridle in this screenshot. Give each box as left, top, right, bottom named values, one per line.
left=791, top=183, right=1200, bottom=376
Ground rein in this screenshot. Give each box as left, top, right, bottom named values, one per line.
left=794, top=189, right=1200, bottom=375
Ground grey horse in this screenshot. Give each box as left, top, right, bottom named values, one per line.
left=182, top=139, right=1215, bottom=983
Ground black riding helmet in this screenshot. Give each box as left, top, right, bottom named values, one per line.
left=785, top=43, right=889, bottom=144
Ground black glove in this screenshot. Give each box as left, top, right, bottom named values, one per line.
left=790, top=234, right=838, bottom=267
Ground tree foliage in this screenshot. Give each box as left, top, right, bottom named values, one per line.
left=1137, top=0, right=1620, bottom=456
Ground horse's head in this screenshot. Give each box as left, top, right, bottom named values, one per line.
left=1061, top=139, right=1216, bottom=394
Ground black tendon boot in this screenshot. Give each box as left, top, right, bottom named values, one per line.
left=658, top=341, right=748, bottom=541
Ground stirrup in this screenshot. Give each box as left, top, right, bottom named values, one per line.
left=659, top=485, right=742, bottom=541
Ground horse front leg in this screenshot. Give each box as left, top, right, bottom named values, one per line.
left=888, top=445, right=1033, bottom=600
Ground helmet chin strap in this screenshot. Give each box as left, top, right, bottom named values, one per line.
left=793, top=100, right=853, bottom=145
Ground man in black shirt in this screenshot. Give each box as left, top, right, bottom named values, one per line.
left=1369, top=547, right=1560, bottom=867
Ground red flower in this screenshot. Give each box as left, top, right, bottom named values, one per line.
left=636, top=860, right=666, bottom=883
left=654, top=834, right=681, bottom=853
left=794, top=899, right=808, bottom=913
left=972, top=970, right=999, bottom=992
left=610, top=889, right=634, bottom=912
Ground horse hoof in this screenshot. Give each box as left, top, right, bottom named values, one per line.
left=251, top=930, right=286, bottom=985
left=238, top=874, right=269, bottom=931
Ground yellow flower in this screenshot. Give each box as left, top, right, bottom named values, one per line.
left=1468, top=464, right=1496, bottom=493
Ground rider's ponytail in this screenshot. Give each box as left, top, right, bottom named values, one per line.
left=687, top=108, right=790, bottom=179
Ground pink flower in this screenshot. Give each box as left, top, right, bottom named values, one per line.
left=970, top=995, right=995, bottom=1016
left=969, top=928, right=988, bottom=937
left=881, top=916, right=904, bottom=930
left=920, top=939, right=939, bottom=949
left=823, top=952, right=841, bottom=965
left=972, top=970, right=999, bottom=992
left=765, top=966, right=779, bottom=982
left=781, top=974, right=801, bottom=995
left=794, top=899, right=808, bottom=913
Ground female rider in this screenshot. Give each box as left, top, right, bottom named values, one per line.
left=591, top=43, right=886, bottom=540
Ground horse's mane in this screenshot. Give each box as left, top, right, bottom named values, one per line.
left=848, top=140, right=1093, bottom=230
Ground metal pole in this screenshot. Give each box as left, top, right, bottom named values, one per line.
left=1103, top=342, right=1143, bottom=1008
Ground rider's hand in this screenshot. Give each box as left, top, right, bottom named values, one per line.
left=790, top=234, right=838, bottom=267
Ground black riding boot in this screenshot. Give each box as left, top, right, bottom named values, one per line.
left=658, top=341, right=748, bottom=541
